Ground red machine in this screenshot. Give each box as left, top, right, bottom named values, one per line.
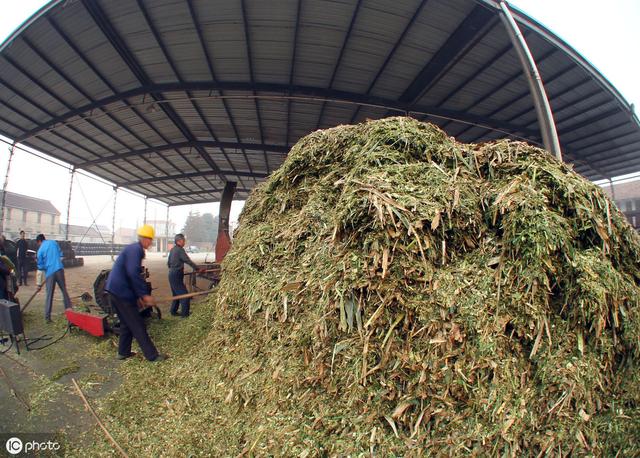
left=65, top=309, right=107, bottom=337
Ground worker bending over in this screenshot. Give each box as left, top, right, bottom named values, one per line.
left=105, top=225, right=166, bottom=362
left=168, top=233, right=200, bottom=317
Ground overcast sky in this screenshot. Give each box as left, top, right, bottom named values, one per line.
left=0, top=0, right=638, bottom=233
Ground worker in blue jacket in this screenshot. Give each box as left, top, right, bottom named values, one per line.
left=105, top=225, right=166, bottom=362
left=36, top=234, right=72, bottom=323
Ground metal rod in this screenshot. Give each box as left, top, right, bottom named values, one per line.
left=609, top=178, right=616, bottom=202
left=65, top=167, right=75, bottom=240
left=143, top=196, right=148, bottom=225
left=0, top=142, right=17, bottom=234
left=111, top=186, right=118, bottom=261
left=498, top=1, right=562, bottom=161
left=165, top=205, right=170, bottom=253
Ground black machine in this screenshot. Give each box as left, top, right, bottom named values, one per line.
left=0, top=299, right=28, bottom=353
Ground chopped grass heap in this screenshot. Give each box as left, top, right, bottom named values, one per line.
left=88, top=117, right=639, bottom=456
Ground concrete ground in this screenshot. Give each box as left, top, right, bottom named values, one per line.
left=0, top=251, right=214, bottom=445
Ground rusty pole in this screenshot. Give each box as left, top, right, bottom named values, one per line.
left=0, top=142, right=17, bottom=234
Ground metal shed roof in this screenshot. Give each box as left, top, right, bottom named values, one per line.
left=1, top=0, right=638, bottom=206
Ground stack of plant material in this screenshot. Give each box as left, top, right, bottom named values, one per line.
left=86, top=117, right=639, bottom=456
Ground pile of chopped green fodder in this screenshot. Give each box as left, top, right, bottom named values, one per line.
left=78, top=117, right=640, bottom=457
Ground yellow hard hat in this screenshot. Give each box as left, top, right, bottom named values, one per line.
left=137, top=224, right=155, bottom=239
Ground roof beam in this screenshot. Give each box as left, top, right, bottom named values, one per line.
left=79, top=141, right=289, bottom=167
left=187, top=0, right=248, bottom=190
left=286, top=0, right=303, bottom=147
left=14, top=81, right=541, bottom=142
left=315, top=0, right=364, bottom=130
left=47, top=15, right=194, bottom=195
left=399, top=4, right=495, bottom=105
left=240, top=0, right=266, bottom=180
left=578, top=137, right=640, bottom=160
left=571, top=129, right=640, bottom=153
left=136, top=0, right=233, bottom=191
left=557, top=108, right=622, bottom=137
left=350, top=0, right=431, bottom=124
left=148, top=188, right=252, bottom=200
left=19, top=35, right=166, bottom=183
left=168, top=195, right=251, bottom=207
left=82, top=0, right=225, bottom=186
left=125, top=169, right=268, bottom=187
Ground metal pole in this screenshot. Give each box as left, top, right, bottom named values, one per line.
left=0, top=142, right=17, bottom=234
left=143, top=196, right=148, bottom=225
left=215, top=181, right=237, bottom=262
left=111, top=186, right=118, bottom=261
left=608, top=178, right=617, bottom=202
left=498, top=1, right=562, bottom=161
left=65, top=167, right=75, bottom=240
left=165, top=205, right=170, bottom=254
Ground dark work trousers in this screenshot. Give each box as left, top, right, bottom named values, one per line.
left=17, top=258, right=28, bottom=285
left=168, top=268, right=190, bottom=317
left=44, top=269, right=72, bottom=320
left=109, top=294, right=159, bottom=360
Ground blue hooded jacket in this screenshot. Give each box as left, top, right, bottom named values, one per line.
left=36, top=240, right=64, bottom=278
left=105, top=242, right=149, bottom=303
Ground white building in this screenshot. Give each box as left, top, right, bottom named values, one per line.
left=0, top=191, right=61, bottom=239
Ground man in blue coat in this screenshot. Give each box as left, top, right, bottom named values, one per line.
left=105, top=225, right=166, bottom=362
left=36, top=234, right=72, bottom=323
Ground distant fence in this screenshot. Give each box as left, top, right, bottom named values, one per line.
left=72, top=242, right=128, bottom=256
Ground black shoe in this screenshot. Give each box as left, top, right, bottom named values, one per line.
left=180, top=314, right=190, bottom=319
left=150, top=354, right=168, bottom=362
left=117, top=352, right=137, bottom=360
left=170, top=311, right=179, bottom=316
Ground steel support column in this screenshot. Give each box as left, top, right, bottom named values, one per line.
left=65, top=167, right=75, bottom=240
left=143, top=197, right=148, bottom=225
left=609, top=178, right=617, bottom=202
left=111, top=186, right=118, bottom=261
left=498, top=1, right=562, bottom=161
left=215, top=181, right=237, bottom=263
left=0, top=143, right=17, bottom=234
left=165, top=205, right=170, bottom=253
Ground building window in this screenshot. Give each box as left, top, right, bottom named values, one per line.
left=22, top=210, right=27, bottom=222
left=51, top=214, right=55, bottom=225
left=6, top=208, right=11, bottom=220
left=37, top=212, right=42, bottom=223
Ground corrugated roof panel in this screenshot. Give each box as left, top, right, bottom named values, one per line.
left=259, top=102, right=289, bottom=143
left=55, top=3, right=140, bottom=92
left=372, top=0, right=477, bottom=101
left=141, top=0, right=212, bottom=81
left=2, top=49, right=68, bottom=120
left=245, top=0, right=298, bottom=84
left=193, top=1, right=250, bottom=82
left=292, top=0, right=359, bottom=88
left=21, top=25, right=110, bottom=105
left=222, top=98, right=263, bottom=142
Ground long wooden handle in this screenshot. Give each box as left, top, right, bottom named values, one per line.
left=183, top=268, right=220, bottom=276
left=169, top=290, right=212, bottom=301
left=20, top=285, right=44, bottom=312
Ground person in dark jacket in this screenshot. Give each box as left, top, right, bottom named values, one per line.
left=16, top=231, right=28, bottom=286
left=168, top=233, right=200, bottom=317
left=105, top=225, right=166, bottom=362
left=0, top=255, right=12, bottom=301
